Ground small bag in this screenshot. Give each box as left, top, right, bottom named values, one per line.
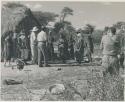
left=16, top=58, right=25, bottom=70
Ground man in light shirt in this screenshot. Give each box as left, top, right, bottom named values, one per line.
left=30, top=26, right=39, bottom=64
left=100, top=27, right=121, bottom=76
left=37, top=27, right=49, bottom=67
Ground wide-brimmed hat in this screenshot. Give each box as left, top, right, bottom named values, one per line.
left=31, top=26, right=39, bottom=32
left=76, top=28, right=82, bottom=33
left=77, top=33, right=82, bottom=37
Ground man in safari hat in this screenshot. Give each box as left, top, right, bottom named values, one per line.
left=30, top=26, right=39, bottom=64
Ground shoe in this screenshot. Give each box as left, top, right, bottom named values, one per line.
left=31, top=61, right=35, bottom=65
left=39, top=65, right=43, bottom=67
left=44, top=64, right=51, bottom=67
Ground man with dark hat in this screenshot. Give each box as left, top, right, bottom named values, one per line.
left=58, top=28, right=69, bottom=63
left=18, top=30, right=28, bottom=64
left=47, top=28, right=54, bottom=61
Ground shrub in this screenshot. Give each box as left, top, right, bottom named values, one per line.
left=86, top=74, right=124, bottom=101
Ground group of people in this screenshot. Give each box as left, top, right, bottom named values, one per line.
left=30, top=26, right=94, bottom=66
left=57, top=28, right=94, bottom=64
left=3, top=26, right=53, bottom=67
left=100, top=26, right=125, bottom=76
left=3, top=26, right=94, bottom=67
left=3, top=24, right=125, bottom=76
left=3, top=30, right=29, bottom=66
left=30, top=26, right=52, bottom=67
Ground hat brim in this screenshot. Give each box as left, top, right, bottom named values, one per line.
left=20, top=33, right=25, bottom=35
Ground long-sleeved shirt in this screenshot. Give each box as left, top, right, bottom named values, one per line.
left=37, top=31, right=47, bottom=42
left=100, top=34, right=121, bottom=56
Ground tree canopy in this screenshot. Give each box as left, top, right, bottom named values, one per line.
left=113, top=21, right=125, bottom=29
left=84, top=24, right=95, bottom=34
left=60, top=7, right=73, bottom=22
left=33, top=11, right=58, bottom=26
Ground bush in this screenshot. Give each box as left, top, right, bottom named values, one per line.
left=86, top=74, right=124, bottom=101
left=92, top=30, right=103, bottom=44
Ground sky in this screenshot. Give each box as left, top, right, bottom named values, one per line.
left=4, top=1, right=125, bottom=30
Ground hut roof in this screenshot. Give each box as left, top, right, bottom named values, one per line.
left=1, top=3, right=40, bottom=39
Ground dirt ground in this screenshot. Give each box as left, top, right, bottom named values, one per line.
left=1, top=59, right=103, bottom=101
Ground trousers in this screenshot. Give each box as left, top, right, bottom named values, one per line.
left=30, top=45, right=38, bottom=64
left=38, top=42, right=48, bottom=66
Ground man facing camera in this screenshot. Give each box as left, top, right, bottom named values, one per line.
left=100, top=27, right=121, bottom=76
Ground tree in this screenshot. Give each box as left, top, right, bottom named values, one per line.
left=60, top=7, right=73, bottom=22
left=84, top=24, right=95, bottom=34
left=65, top=25, right=76, bottom=40
left=113, top=21, right=125, bottom=29
left=33, top=11, right=58, bottom=26
left=92, top=30, right=103, bottom=44
left=53, top=7, right=74, bottom=41
left=54, top=21, right=71, bottom=33
left=54, top=22, right=64, bottom=33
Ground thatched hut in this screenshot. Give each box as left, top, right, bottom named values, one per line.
left=1, top=2, right=40, bottom=60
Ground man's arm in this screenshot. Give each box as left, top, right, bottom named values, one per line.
left=43, top=32, right=47, bottom=41
left=30, top=33, right=34, bottom=43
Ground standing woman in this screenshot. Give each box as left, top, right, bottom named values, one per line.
left=84, top=34, right=93, bottom=63
left=12, top=32, right=18, bottom=61
left=4, top=31, right=13, bottom=66
left=74, top=31, right=85, bottom=64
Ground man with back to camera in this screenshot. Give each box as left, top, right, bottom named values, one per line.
left=37, top=27, right=50, bottom=67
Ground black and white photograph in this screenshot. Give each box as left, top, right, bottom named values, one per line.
left=1, top=0, right=125, bottom=101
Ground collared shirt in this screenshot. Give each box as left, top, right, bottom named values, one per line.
left=30, top=32, right=37, bottom=45
left=100, top=35, right=121, bottom=56
left=37, top=31, right=47, bottom=42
